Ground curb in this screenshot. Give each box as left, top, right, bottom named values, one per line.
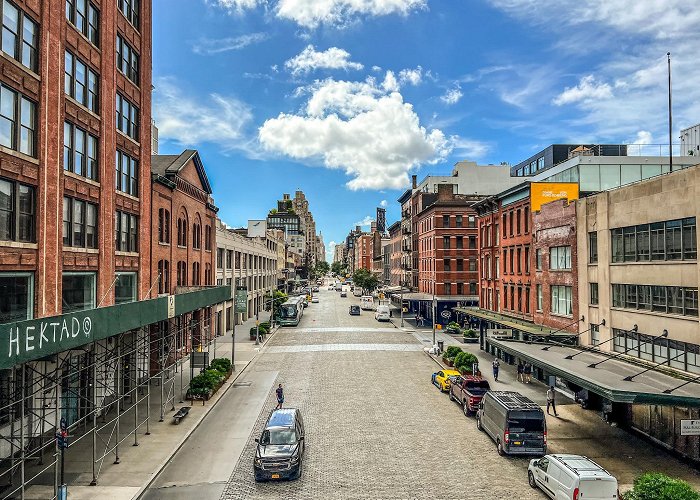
left=134, top=326, right=283, bottom=499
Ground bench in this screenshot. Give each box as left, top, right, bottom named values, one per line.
left=172, top=407, right=190, bottom=424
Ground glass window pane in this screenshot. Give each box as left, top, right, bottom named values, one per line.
left=0, top=178, right=12, bottom=240
left=642, top=164, right=661, bottom=180
left=620, top=164, right=641, bottom=186
left=62, top=273, right=95, bottom=313
left=600, top=165, right=621, bottom=190
left=0, top=272, right=32, bottom=322
left=579, top=164, right=600, bottom=191
left=115, top=273, right=137, bottom=304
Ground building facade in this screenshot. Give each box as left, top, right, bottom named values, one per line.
left=388, top=221, right=402, bottom=287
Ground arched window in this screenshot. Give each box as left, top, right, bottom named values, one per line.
left=177, top=261, right=187, bottom=286
left=158, top=259, right=170, bottom=294
left=204, top=263, right=212, bottom=285
left=193, top=215, right=202, bottom=250
left=192, top=262, right=200, bottom=286
left=158, top=208, right=170, bottom=243
left=177, top=211, right=188, bottom=247
left=204, top=225, right=212, bottom=251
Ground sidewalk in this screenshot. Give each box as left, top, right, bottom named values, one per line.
left=24, top=316, right=277, bottom=500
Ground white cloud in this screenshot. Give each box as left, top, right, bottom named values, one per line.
left=381, top=71, right=399, bottom=92
left=285, top=45, right=363, bottom=76
left=633, top=130, right=653, bottom=145
left=440, top=86, right=463, bottom=105
left=354, top=216, right=375, bottom=227
left=450, top=137, right=489, bottom=158
left=154, top=77, right=254, bottom=150
left=259, top=74, right=450, bottom=190
left=399, top=66, right=423, bottom=86
left=192, top=32, right=268, bottom=55
left=552, top=75, right=613, bottom=106
left=379, top=199, right=388, bottom=207
left=213, top=0, right=426, bottom=28
left=371, top=65, right=382, bottom=72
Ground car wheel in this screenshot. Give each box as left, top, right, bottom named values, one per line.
left=528, top=471, right=536, bottom=488
left=449, top=389, right=455, bottom=402
left=497, top=440, right=504, bottom=456
left=463, top=401, right=470, bottom=417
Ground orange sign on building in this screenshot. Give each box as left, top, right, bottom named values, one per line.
left=530, top=182, right=579, bottom=212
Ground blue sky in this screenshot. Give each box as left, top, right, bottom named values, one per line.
left=152, top=0, right=700, bottom=260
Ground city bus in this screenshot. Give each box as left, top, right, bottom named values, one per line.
left=278, top=296, right=305, bottom=326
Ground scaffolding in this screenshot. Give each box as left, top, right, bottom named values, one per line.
left=0, top=308, right=214, bottom=500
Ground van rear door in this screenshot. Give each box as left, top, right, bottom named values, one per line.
left=506, top=410, right=546, bottom=454
left=578, top=477, right=619, bottom=499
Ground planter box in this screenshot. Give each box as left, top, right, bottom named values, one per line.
left=186, top=369, right=232, bottom=401
left=443, top=358, right=454, bottom=367
left=463, top=337, right=479, bottom=344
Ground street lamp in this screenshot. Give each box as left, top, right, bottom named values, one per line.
left=432, top=290, right=437, bottom=347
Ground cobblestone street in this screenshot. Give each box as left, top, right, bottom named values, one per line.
left=220, top=290, right=541, bottom=500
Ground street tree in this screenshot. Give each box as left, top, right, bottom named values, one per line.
left=331, top=261, right=347, bottom=276
left=315, top=261, right=330, bottom=276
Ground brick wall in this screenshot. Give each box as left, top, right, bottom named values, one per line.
left=499, top=198, right=533, bottom=319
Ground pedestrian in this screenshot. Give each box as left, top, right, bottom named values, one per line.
left=546, top=386, right=558, bottom=416
left=517, top=362, right=524, bottom=383
left=523, top=362, right=532, bottom=383
left=275, top=384, right=284, bottom=409
left=414, top=313, right=419, bottom=325
left=492, top=358, right=500, bottom=381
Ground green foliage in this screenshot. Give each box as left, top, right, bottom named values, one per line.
left=315, top=261, right=330, bottom=276
left=210, top=358, right=232, bottom=373
left=454, top=352, right=479, bottom=373
left=463, top=328, right=478, bottom=338
left=331, top=261, right=346, bottom=276
left=265, top=290, right=288, bottom=312
left=448, top=322, right=460, bottom=328
left=444, top=346, right=463, bottom=360
left=626, top=473, right=700, bottom=500
left=269, top=208, right=278, bottom=214
left=189, top=367, right=227, bottom=396
left=352, top=268, right=379, bottom=293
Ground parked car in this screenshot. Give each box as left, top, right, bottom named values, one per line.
left=449, top=375, right=491, bottom=416
left=349, top=305, right=361, bottom=315
left=311, top=296, right=319, bottom=303
left=340, top=291, right=347, bottom=297
left=431, top=369, right=461, bottom=392
left=254, top=408, right=305, bottom=481
left=476, top=391, right=547, bottom=456
left=528, top=454, right=620, bottom=500
left=374, top=305, right=391, bottom=321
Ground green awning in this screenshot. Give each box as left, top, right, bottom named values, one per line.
left=454, top=307, right=566, bottom=337
left=0, top=286, right=231, bottom=369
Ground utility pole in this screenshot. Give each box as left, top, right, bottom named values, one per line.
left=400, top=284, right=404, bottom=328
left=667, top=52, right=673, bottom=171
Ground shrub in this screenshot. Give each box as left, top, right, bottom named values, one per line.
left=625, top=473, right=700, bottom=500
left=454, top=352, right=479, bottom=373
left=444, top=346, right=463, bottom=360
left=210, top=358, right=232, bottom=374
left=447, top=321, right=460, bottom=328
left=463, top=329, right=478, bottom=338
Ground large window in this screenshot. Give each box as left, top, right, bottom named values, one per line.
left=590, top=283, right=599, bottom=305
left=176, top=261, right=187, bottom=286
left=115, top=150, right=138, bottom=196
left=116, top=93, right=139, bottom=141
left=115, top=210, right=138, bottom=252
left=158, top=208, right=170, bottom=244
left=549, top=246, right=571, bottom=270
left=62, top=272, right=95, bottom=313
left=177, top=216, right=188, bottom=247
left=115, top=272, right=136, bottom=304
left=551, top=285, right=572, bottom=316
left=116, top=34, right=139, bottom=85
left=588, top=232, right=598, bottom=263
left=2, top=0, right=38, bottom=71
left=0, top=177, right=34, bottom=243
left=157, top=260, right=169, bottom=294
left=62, top=196, right=97, bottom=248
left=0, top=84, right=36, bottom=156
left=612, top=283, right=698, bottom=317
left=443, top=236, right=450, bottom=249
left=0, top=272, right=32, bottom=323
left=65, top=51, right=98, bottom=113
left=65, top=0, right=99, bottom=46
left=612, top=217, right=696, bottom=263
left=118, top=0, right=139, bottom=29
left=536, top=284, right=542, bottom=311
left=205, top=224, right=212, bottom=251
left=63, top=122, right=98, bottom=180
left=192, top=262, right=200, bottom=286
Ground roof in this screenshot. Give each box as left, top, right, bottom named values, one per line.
left=488, top=391, right=541, bottom=410
left=267, top=408, right=297, bottom=428
left=151, top=149, right=213, bottom=194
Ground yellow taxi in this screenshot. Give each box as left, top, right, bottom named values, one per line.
left=431, top=369, right=461, bottom=392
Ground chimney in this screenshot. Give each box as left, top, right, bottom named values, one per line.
left=411, top=175, right=417, bottom=189
left=437, top=183, right=454, bottom=200
left=356, top=225, right=361, bottom=232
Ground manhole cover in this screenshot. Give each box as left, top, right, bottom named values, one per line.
left=233, top=381, right=252, bottom=387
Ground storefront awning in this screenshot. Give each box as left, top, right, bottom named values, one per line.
left=488, top=337, right=700, bottom=407
left=401, top=293, right=478, bottom=301
left=454, top=307, right=566, bottom=337
left=0, top=286, right=232, bottom=369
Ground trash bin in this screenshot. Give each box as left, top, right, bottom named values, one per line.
left=437, top=340, right=444, bottom=352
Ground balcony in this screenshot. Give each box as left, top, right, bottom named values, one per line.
left=401, top=209, right=411, bottom=218
left=401, top=264, right=412, bottom=271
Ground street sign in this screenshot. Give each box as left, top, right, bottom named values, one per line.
left=681, top=420, right=700, bottom=436
left=60, top=417, right=67, bottom=432
left=167, top=295, right=176, bottom=319
left=440, top=310, right=451, bottom=319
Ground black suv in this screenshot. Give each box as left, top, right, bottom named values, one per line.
left=254, top=408, right=305, bottom=481
left=349, top=305, right=361, bottom=315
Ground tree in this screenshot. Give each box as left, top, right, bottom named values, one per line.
left=352, top=268, right=379, bottom=293
left=315, top=261, right=330, bottom=276
left=331, top=261, right=347, bottom=276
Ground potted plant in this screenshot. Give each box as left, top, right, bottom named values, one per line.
left=463, top=328, right=479, bottom=344
left=446, top=321, right=461, bottom=334
left=454, top=352, right=479, bottom=375
left=442, top=346, right=462, bottom=366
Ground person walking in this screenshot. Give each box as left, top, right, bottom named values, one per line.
left=275, top=384, right=284, bottom=410
left=546, top=386, right=558, bottom=416
left=492, top=358, right=500, bottom=382
left=523, top=362, right=532, bottom=383
left=517, top=362, right=524, bottom=383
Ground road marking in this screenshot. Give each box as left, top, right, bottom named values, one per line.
left=294, top=327, right=398, bottom=333
left=266, top=343, right=423, bottom=353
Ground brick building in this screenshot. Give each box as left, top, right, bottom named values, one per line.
left=355, top=233, right=373, bottom=271
left=388, top=221, right=401, bottom=287
left=532, top=198, right=579, bottom=332
left=475, top=198, right=501, bottom=312
left=499, top=188, right=533, bottom=319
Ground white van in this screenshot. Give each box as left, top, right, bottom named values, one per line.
left=528, top=454, right=619, bottom=499
left=360, top=296, right=375, bottom=310
left=375, top=305, right=391, bottom=321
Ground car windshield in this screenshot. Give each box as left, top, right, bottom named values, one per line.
left=263, top=429, right=297, bottom=445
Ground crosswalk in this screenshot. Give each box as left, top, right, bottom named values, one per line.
left=266, top=343, right=423, bottom=353
left=293, top=327, right=398, bottom=334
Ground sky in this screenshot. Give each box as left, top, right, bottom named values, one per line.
left=152, top=0, right=700, bottom=261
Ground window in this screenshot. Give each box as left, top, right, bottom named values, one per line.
left=524, top=207, right=529, bottom=233
left=443, top=215, right=450, bottom=227
left=590, top=283, right=599, bottom=305
left=0, top=272, right=33, bottom=323
left=217, top=248, right=224, bottom=269
left=0, top=84, right=36, bottom=156
left=63, top=196, right=97, bottom=248
left=115, top=150, right=138, bottom=196
left=192, top=221, right=201, bottom=250
left=177, top=216, right=187, bottom=247
left=205, top=225, right=212, bottom=251
left=116, top=35, right=139, bottom=85
left=115, top=272, right=137, bottom=304
left=494, top=256, right=499, bottom=279
left=613, top=283, right=698, bottom=317
left=549, top=246, right=571, bottom=270
left=551, top=285, right=573, bottom=316
left=116, top=93, right=139, bottom=141
left=469, top=282, right=477, bottom=295
left=591, top=323, right=600, bottom=346
left=64, top=51, right=98, bottom=112
left=524, top=246, right=530, bottom=273
left=62, top=272, right=95, bottom=313
left=158, top=208, right=170, bottom=243
left=226, top=250, right=232, bottom=269
left=205, top=264, right=212, bottom=286
left=443, top=283, right=451, bottom=295
left=516, top=247, right=521, bottom=273
left=176, top=261, right=187, bottom=286
left=589, top=232, right=598, bottom=263
left=0, top=177, right=34, bottom=243
left=2, top=0, right=38, bottom=71
left=455, top=215, right=463, bottom=227
left=611, top=228, right=624, bottom=263
left=63, top=122, right=98, bottom=180
left=456, top=259, right=463, bottom=272
left=502, top=214, right=507, bottom=237
left=535, top=249, right=541, bottom=270
left=118, top=0, right=139, bottom=29
left=443, top=236, right=450, bottom=249
left=443, top=258, right=451, bottom=272
left=456, top=236, right=463, bottom=249
left=66, top=0, right=99, bottom=45
left=192, top=262, right=200, bottom=286
left=468, top=258, right=476, bottom=272
left=157, top=260, right=169, bottom=294
left=683, top=218, right=697, bottom=259
left=536, top=284, right=543, bottom=311
left=516, top=209, right=521, bottom=234
left=468, top=236, right=476, bottom=249
left=115, top=210, right=137, bottom=252
left=613, top=218, right=696, bottom=263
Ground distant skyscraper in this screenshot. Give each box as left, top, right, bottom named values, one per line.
left=376, top=207, right=386, bottom=233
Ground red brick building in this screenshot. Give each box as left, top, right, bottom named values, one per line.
left=531, top=199, right=579, bottom=332
left=355, top=233, right=373, bottom=271
left=475, top=198, right=501, bottom=312
left=499, top=192, right=533, bottom=319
